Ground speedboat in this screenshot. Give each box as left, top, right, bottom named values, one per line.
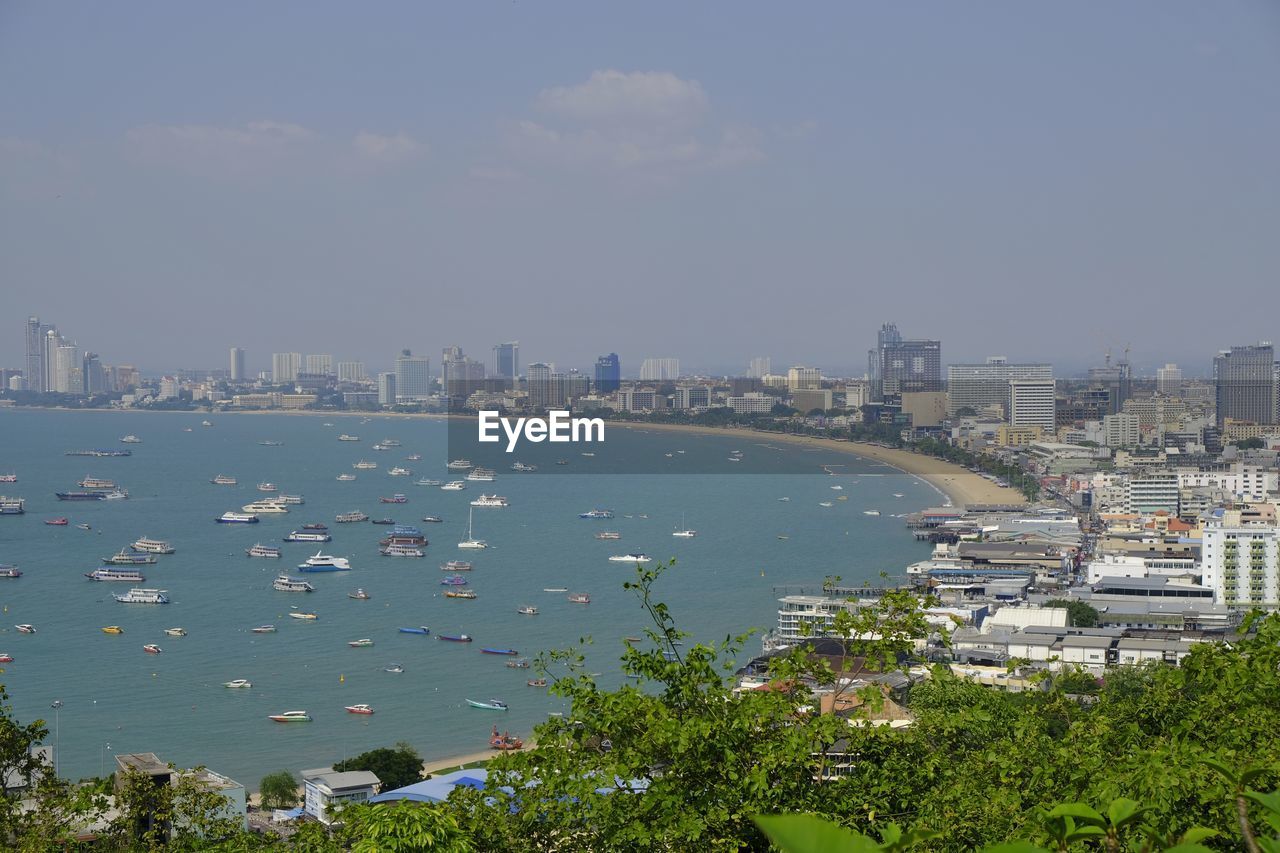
left=274, top=575, right=314, bottom=593
left=101, top=625, right=124, bottom=634
left=466, top=698, right=508, bottom=711
left=143, top=644, right=163, bottom=655
left=251, top=625, right=276, bottom=633
left=288, top=612, right=318, bottom=620
left=863, top=510, right=881, bottom=516
left=76, top=523, right=91, bottom=530
left=347, top=638, right=374, bottom=648
left=45, top=517, right=69, bottom=526
left=218, top=512, right=259, bottom=524
left=608, top=554, right=651, bottom=563
left=398, top=626, right=430, bottom=635
left=224, top=679, right=252, bottom=688
left=384, top=663, right=404, bottom=673
left=437, top=633, right=472, bottom=642
left=516, top=606, right=539, bottom=615
left=579, top=509, right=614, bottom=519
left=348, top=588, right=371, bottom=600
left=246, top=544, right=282, bottom=558
left=268, top=711, right=311, bottom=722
left=15, top=624, right=35, bottom=634
left=345, top=704, right=375, bottom=715
left=819, top=501, right=834, bottom=508
left=298, top=553, right=352, bottom=572
left=893, top=493, right=905, bottom=498
left=441, top=480, right=466, bottom=491
left=164, top=627, right=187, bottom=637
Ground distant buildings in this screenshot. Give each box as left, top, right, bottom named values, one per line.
left=1201, top=508, right=1280, bottom=609
left=394, top=350, right=431, bottom=401
left=491, top=342, right=519, bottom=382
left=305, top=354, right=333, bottom=376
left=594, top=353, right=621, bottom=393
left=747, top=357, right=771, bottom=379
left=377, top=372, right=396, bottom=406
left=1156, top=363, right=1182, bottom=397
left=1088, top=358, right=1132, bottom=415
left=639, top=358, right=679, bottom=381
left=947, top=357, right=1053, bottom=417
left=787, top=366, right=821, bottom=391
left=337, top=361, right=366, bottom=383
left=873, top=323, right=941, bottom=400
left=229, top=347, right=246, bottom=382
left=727, top=392, right=776, bottom=415
left=1007, top=379, right=1056, bottom=432
left=527, top=362, right=555, bottom=409
left=1214, top=343, right=1275, bottom=426
left=271, top=353, right=301, bottom=384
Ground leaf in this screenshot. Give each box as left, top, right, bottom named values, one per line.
left=1106, top=797, right=1145, bottom=828
left=1045, top=803, right=1105, bottom=825
left=753, top=814, right=884, bottom=853
left=1176, top=827, right=1219, bottom=844
left=981, top=844, right=1051, bottom=853
left=1200, top=758, right=1238, bottom=786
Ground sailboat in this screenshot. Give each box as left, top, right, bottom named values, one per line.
left=672, top=512, right=697, bottom=538
left=458, top=506, right=488, bottom=550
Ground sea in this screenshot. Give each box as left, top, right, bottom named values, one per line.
left=0, top=409, right=935, bottom=786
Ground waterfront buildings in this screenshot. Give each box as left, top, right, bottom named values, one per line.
left=872, top=323, right=941, bottom=399
left=229, top=347, right=246, bottom=382
left=1214, top=343, right=1276, bottom=426
left=305, top=354, right=333, bottom=376
left=25, top=316, right=51, bottom=393
left=727, top=392, right=776, bottom=415
left=594, top=353, right=620, bottom=393
left=527, top=362, right=555, bottom=409
left=394, top=350, right=431, bottom=401
left=947, top=357, right=1054, bottom=417
left=337, top=361, right=366, bottom=382
left=271, top=353, right=301, bottom=384
left=377, top=373, right=396, bottom=406
left=639, top=358, right=680, bottom=381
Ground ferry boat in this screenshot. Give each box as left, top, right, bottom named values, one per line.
left=466, top=698, right=507, bottom=711
left=379, top=494, right=408, bottom=504
left=86, top=568, right=146, bottom=582
left=608, top=553, right=652, bottom=563
left=447, top=459, right=473, bottom=470
left=579, top=509, right=614, bottom=519
left=441, top=560, right=472, bottom=571
left=164, top=628, right=187, bottom=637
left=347, top=638, right=374, bottom=648
left=113, top=588, right=170, bottom=604
left=510, top=462, right=537, bottom=472
left=104, top=549, right=156, bottom=565
left=143, top=644, right=163, bottom=655
left=245, top=543, right=280, bottom=558
left=348, top=588, right=371, bottom=600
left=516, top=605, right=539, bottom=615
left=416, top=478, right=442, bottom=487
left=337, top=474, right=357, bottom=481
left=445, top=589, right=477, bottom=599
left=465, top=468, right=496, bottom=482
left=251, top=625, right=276, bottom=634
left=398, top=626, right=430, bottom=635
left=46, top=517, right=69, bottom=526
left=388, top=467, right=412, bottom=477
left=380, top=543, right=424, bottom=557
left=284, top=531, right=331, bottom=543
left=568, top=593, right=591, bottom=604
left=437, top=633, right=472, bottom=643
left=224, top=679, right=252, bottom=688
left=441, top=481, right=466, bottom=491
left=278, top=495, right=305, bottom=505
left=441, top=574, right=469, bottom=585
left=297, top=553, right=352, bottom=572
left=15, top=624, right=36, bottom=634
left=458, top=508, right=487, bottom=550
left=0, top=497, right=26, bottom=515
left=268, top=711, right=312, bottom=722
left=338, top=434, right=360, bottom=441
left=242, top=500, right=288, bottom=514
left=218, top=512, right=259, bottom=524
left=131, top=537, right=175, bottom=554
left=595, top=531, right=621, bottom=540
left=422, top=515, right=443, bottom=523
left=211, top=474, right=238, bottom=485
left=101, top=625, right=124, bottom=634
left=257, top=483, right=279, bottom=493
left=335, top=511, right=368, bottom=523
left=354, top=460, right=377, bottom=469
left=288, top=612, right=318, bottom=621
left=274, top=575, right=314, bottom=592
left=0, top=566, right=23, bottom=579
left=119, top=435, right=142, bottom=443
left=57, top=491, right=106, bottom=501
left=78, top=477, right=116, bottom=489
left=345, top=704, right=375, bottom=715
left=470, top=494, right=508, bottom=508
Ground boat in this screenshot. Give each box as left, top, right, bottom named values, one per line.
left=831, top=485, right=844, bottom=491
left=223, top=679, right=252, bottom=688
left=64, top=449, right=131, bottom=457
left=120, top=435, right=141, bottom=444
left=516, top=606, right=539, bottom=615
left=470, top=494, right=508, bottom=508
left=437, top=633, right=472, bottom=643
left=388, top=467, right=412, bottom=477
left=218, top=512, right=259, bottom=524
left=863, top=510, right=881, bottom=516
left=0, top=474, right=17, bottom=483
left=164, top=627, right=186, bottom=637
left=113, top=588, right=170, bottom=604
left=384, top=663, right=404, bottom=673
left=246, top=543, right=282, bottom=558
left=441, top=480, right=466, bottom=491
left=458, top=507, right=487, bottom=550
left=348, top=588, right=371, bottom=600
left=416, top=479, right=442, bottom=487
left=422, top=515, right=443, bottom=523
left=581, top=452, right=595, bottom=457
left=371, top=518, right=396, bottom=525
left=837, top=495, right=848, bottom=502
left=379, top=439, right=401, bottom=447
left=406, top=454, right=422, bottom=461
left=482, top=647, right=519, bottom=656
left=297, top=552, right=352, bottom=572
left=259, top=440, right=283, bottom=447
left=45, top=517, right=69, bottom=526
left=338, top=434, right=360, bottom=441
left=284, top=531, right=332, bottom=542
left=466, top=468, right=496, bottom=482
left=672, top=529, right=697, bottom=538
left=288, top=612, right=318, bottom=620
left=345, top=704, right=375, bottom=715
left=302, top=523, right=329, bottom=531
left=0, top=566, right=21, bottom=579
left=398, top=626, right=431, bottom=635
left=57, top=491, right=106, bottom=501
left=278, top=495, right=305, bottom=505
left=335, top=511, right=368, bottom=523
left=104, top=549, right=156, bottom=565
left=102, top=489, right=129, bottom=501
left=380, top=494, right=408, bottom=504
left=131, top=537, right=175, bottom=554
left=490, top=733, right=523, bottom=750
left=251, top=625, right=276, bottom=633
left=101, top=625, right=124, bottom=634
left=543, top=587, right=568, bottom=593
left=819, top=501, right=834, bottom=508
left=15, top=624, right=36, bottom=634
left=347, top=638, right=374, bottom=648
left=608, top=554, right=651, bottom=563
left=441, top=574, right=469, bottom=585
left=257, top=483, right=279, bottom=493
left=579, top=509, right=614, bottom=519
left=274, top=575, right=315, bottom=592
left=778, top=497, right=790, bottom=502
left=143, top=644, right=163, bottom=654
left=76, top=523, right=91, bottom=530
left=441, top=560, right=472, bottom=571
left=202, top=420, right=212, bottom=427
left=78, top=477, right=116, bottom=489
left=467, top=698, right=508, bottom=711
left=354, top=460, right=377, bottom=469
left=506, top=659, right=530, bottom=669
left=893, top=493, right=905, bottom=498
left=211, top=475, right=238, bottom=485
left=568, top=593, right=591, bottom=604
left=595, top=531, right=621, bottom=540
left=510, top=462, right=537, bottom=472
left=241, top=500, right=288, bottom=514
left=527, top=679, right=547, bottom=687
left=447, top=459, right=473, bottom=470
left=555, top=459, right=568, bottom=466
left=380, top=543, right=424, bottom=557
left=268, top=711, right=312, bottom=722
left=337, top=474, right=357, bottom=481
left=86, top=568, right=146, bottom=582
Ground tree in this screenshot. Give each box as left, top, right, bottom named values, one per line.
left=337, top=800, right=472, bottom=852
left=1043, top=599, right=1100, bottom=628
left=106, top=764, right=254, bottom=850
left=334, top=743, right=424, bottom=792
left=260, top=769, right=300, bottom=809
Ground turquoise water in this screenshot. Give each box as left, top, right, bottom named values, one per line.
left=0, top=409, right=932, bottom=786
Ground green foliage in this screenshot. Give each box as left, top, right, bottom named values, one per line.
left=105, top=764, right=250, bottom=851
left=1043, top=599, right=1100, bottom=628
left=259, top=769, right=300, bottom=809
left=334, top=742, right=424, bottom=792
left=336, top=800, right=473, bottom=852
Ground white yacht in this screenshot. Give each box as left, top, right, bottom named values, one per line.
left=119, top=435, right=141, bottom=444
left=337, top=474, right=357, bottom=481
left=608, top=553, right=652, bottom=563
left=457, top=507, right=487, bottom=550
left=131, top=537, right=175, bottom=554
left=441, top=480, right=467, bottom=491
left=470, top=494, right=508, bottom=508
left=211, top=474, right=237, bottom=485
left=242, top=500, right=289, bottom=514
left=273, top=574, right=314, bottom=592
left=297, top=553, right=352, bottom=572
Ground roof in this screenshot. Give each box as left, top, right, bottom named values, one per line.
left=115, top=753, right=171, bottom=776
left=370, top=769, right=487, bottom=804
left=302, top=768, right=381, bottom=793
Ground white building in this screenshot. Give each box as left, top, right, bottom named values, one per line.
left=1126, top=472, right=1180, bottom=515
left=394, top=350, right=431, bottom=401
left=1156, top=363, right=1183, bottom=397
left=1200, top=514, right=1280, bottom=609
left=377, top=372, right=396, bottom=406
left=229, top=347, right=246, bottom=382
left=302, top=767, right=381, bottom=825
left=337, top=362, right=366, bottom=383
left=727, top=392, right=776, bottom=415
left=947, top=358, right=1053, bottom=417
left=271, top=352, right=301, bottom=384
left=747, top=357, right=771, bottom=379
left=1008, top=379, right=1056, bottom=431
left=638, top=358, right=680, bottom=381
left=1103, top=413, right=1140, bottom=448
left=1176, top=463, right=1277, bottom=502
left=304, top=354, right=333, bottom=376
left=786, top=366, right=821, bottom=390
left=54, top=344, right=81, bottom=394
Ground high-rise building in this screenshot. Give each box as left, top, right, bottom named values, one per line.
left=25, top=316, right=52, bottom=394
left=639, top=358, right=679, bottom=381
left=305, top=354, right=333, bottom=376
left=271, top=353, right=301, bottom=384
left=1201, top=512, right=1280, bottom=608
left=527, top=362, right=556, bottom=409
left=54, top=343, right=80, bottom=394
left=947, top=358, right=1054, bottom=417
left=43, top=329, right=65, bottom=393
left=594, top=353, right=620, bottom=393
left=230, top=347, right=246, bottom=382
left=1088, top=358, right=1132, bottom=415
left=876, top=324, right=941, bottom=399
left=1214, top=344, right=1276, bottom=426
left=337, top=362, right=366, bottom=383
left=82, top=352, right=106, bottom=396
left=1103, top=413, right=1140, bottom=448
left=394, top=350, right=431, bottom=401
left=377, top=372, right=397, bottom=406
left=787, top=366, right=821, bottom=391
left=1007, top=379, right=1056, bottom=431
left=492, top=342, right=519, bottom=381
left=747, top=357, right=771, bottom=379
left=1156, top=363, right=1182, bottom=397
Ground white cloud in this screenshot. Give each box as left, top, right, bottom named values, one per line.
left=353, top=131, right=425, bottom=162
left=536, top=69, right=708, bottom=126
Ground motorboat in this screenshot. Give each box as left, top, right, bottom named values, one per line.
left=241, top=500, right=288, bottom=514
left=568, top=593, right=591, bottom=604
left=379, top=495, right=408, bottom=504
left=863, top=510, right=881, bottom=516
left=302, top=523, right=329, bottom=531
left=510, top=462, right=537, bottom=472
left=86, top=568, right=146, bottom=582
left=347, top=638, right=374, bottom=648
left=543, top=587, right=568, bottom=593
left=15, top=624, right=36, bottom=634
left=113, top=588, right=169, bottom=604
left=102, top=489, right=129, bottom=501
left=422, top=515, right=443, bottom=523
left=164, top=627, right=187, bottom=637
left=268, top=711, right=312, bottom=722
left=76, top=523, right=91, bottom=530
left=218, top=512, right=259, bottom=524
left=143, top=644, right=163, bottom=655
left=251, top=625, right=276, bottom=633
left=437, top=633, right=472, bottom=642
left=278, top=495, right=305, bottom=505
left=120, top=435, right=141, bottom=443
left=274, top=575, right=314, bottom=593
left=672, top=529, right=697, bottom=538
left=467, top=698, right=508, bottom=711
left=335, top=511, right=368, bottom=523
left=211, top=475, right=238, bottom=485
left=819, top=501, right=834, bottom=508
left=298, top=553, right=352, bottom=572
left=441, top=480, right=466, bottom=491
left=131, top=537, right=175, bottom=554
left=481, top=647, right=519, bottom=656
left=288, top=612, right=318, bottom=620
left=371, top=518, right=395, bottom=525
left=608, top=554, right=651, bottom=563
left=259, top=440, right=283, bottom=447
left=224, top=679, right=252, bottom=688
left=516, top=606, right=539, bottom=615
left=579, top=509, right=614, bottom=519
left=0, top=566, right=22, bottom=579
left=246, top=544, right=282, bottom=558
left=101, top=625, right=124, bottom=634
left=257, top=483, right=279, bottom=493
left=337, top=474, right=357, bottom=481
left=345, top=704, right=375, bottom=715
left=470, top=494, right=508, bottom=508
left=348, top=588, right=371, bottom=600
left=384, top=663, right=404, bottom=673
left=398, top=626, right=430, bottom=635
left=45, top=517, right=69, bottom=526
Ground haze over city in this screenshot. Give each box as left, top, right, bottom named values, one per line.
left=3, top=2, right=1279, bottom=374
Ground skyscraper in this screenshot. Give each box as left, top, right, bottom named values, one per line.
left=1007, top=379, right=1057, bottom=431
left=1214, top=344, right=1276, bottom=426
left=25, top=316, right=52, bottom=394
left=594, top=353, right=620, bottom=393
left=947, top=357, right=1053, bottom=416
left=377, top=372, right=397, bottom=406
left=54, top=343, right=80, bottom=394
left=271, top=353, right=301, bottom=384
left=639, top=358, right=679, bottom=381
left=1088, top=357, right=1132, bottom=415
left=1156, top=363, right=1182, bottom=397
left=337, top=362, right=366, bottom=383
left=230, top=347, right=246, bottom=382
left=527, top=362, right=555, bottom=409
left=747, top=357, right=771, bottom=379
left=82, top=352, right=106, bottom=396
left=787, top=366, right=821, bottom=390
left=305, top=354, right=333, bottom=376
left=875, top=324, right=941, bottom=399
left=394, top=350, right=431, bottom=401
left=492, top=342, right=519, bottom=381
left=44, top=329, right=64, bottom=393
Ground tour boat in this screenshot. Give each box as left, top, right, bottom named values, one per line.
left=568, top=593, right=591, bottom=604
left=164, top=627, right=187, bottom=637
left=79, top=477, right=116, bottom=489
left=441, top=560, right=472, bottom=571
left=354, top=460, right=377, bottom=469
left=15, top=624, right=36, bottom=634
left=0, top=566, right=22, bottom=579
left=246, top=544, right=282, bottom=558
left=345, top=704, right=375, bottom=715
left=441, top=481, right=466, bottom=491
left=114, top=588, right=169, bottom=604
left=348, top=638, right=374, bottom=648
left=348, top=588, right=371, bottom=600
left=278, top=494, right=305, bottom=505
left=224, top=679, right=252, bottom=688
left=447, top=459, right=473, bottom=470
left=284, top=531, right=332, bottom=543
left=257, top=483, right=279, bottom=493
left=0, top=474, right=17, bottom=482
left=445, top=589, right=477, bottom=599
left=335, top=511, right=368, bottom=523
left=608, top=553, right=652, bottom=563
left=104, top=550, right=157, bottom=565
left=470, top=494, right=508, bottom=508
left=482, top=647, right=519, bottom=656
left=467, top=698, right=508, bottom=711
left=101, top=625, right=124, bottom=634
left=338, top=434, right=360, bottom=441
left=241, top=500, right=288, bottom=514
left=0, top=497, right=22, bottom=515
left=268, top=711, right=312, bottom=722
left=379, top=494, right=408, bottom=504
left=441, top=574, right=470, bottom=585
left=579, top=509, right=614, bottom=519
left=398, top=626, right=430, bottom=635
left=465, top=468, right=496, bottom=482
left=380, top=543, right=424, bottom=557
left=251, top=625, right=277, bottom=634
left=416, top=479, right=442, bottom=487
left=371, top=518, right=395, bottom=525
left=388, top=467, right=412, bottom=477
left=510, top=462, right=537, bottom=472
left=131, top=537, right=175, bottom=554
left=273, top=575, right=314, bottom=593
left=218, top=512, right=259, bottom=524
left=595, top=531, right=621, bottom=540
left=45, top=517, right=69, bottom=526
left=211, top=475, right=237, bottom=485
left=86, top=568, right=146, bottom=582
left=298, top=552, right=352, bottom=571
left=516, top=606, right=539, bottom=615
left=437, top=634, right=472, bottom=643
left=143, top=644, right=163, bottom=655
left=302, top=523, right=329, bottom=531
left=288, top=612, right=318, bottom=620
left=457, top=508, right=487, bottom=550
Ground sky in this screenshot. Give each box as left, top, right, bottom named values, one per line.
left=2, top=2, right=1279, bottom=378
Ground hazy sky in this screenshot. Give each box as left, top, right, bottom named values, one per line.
left=3, top=2, right=1278, bottom=377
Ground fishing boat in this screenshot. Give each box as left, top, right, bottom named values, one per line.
left=337, top=474, right=357, bottom=481
left=164, top=627, right=186, bottom=637
left=211, top=475, right=237, bottom=485
left=86, top=568, right=146, bottom=582
left=470, top=494, right=508, bottom=508
left=445, top=589, right=477, bottom=599
left=45, top=517, right=69, bottom=526
left=246, top=543, right=282, bottom=558
left=113, top=588, right=169, bottom=604
left=437, top=634, right=472, bottom=643
left=379, top=494, right=408, bottom=504
left=527, top=679, right=547, bottom=687
left=284, top=531, right=332, bottom=542
left=458, top=507, right=487, bottom=550
left=217, top=512, right=259, bottom=524
left=441, top=560, right=472, bottom=571
left=568, top=593, right=591, bottom=604
left=516, top=606, right=539, bottom=615
left=608, top=553, right=651, bottom=563
left=447, top=459, right=472, bottom=470
left=15, top=624, right=36, bottom=634
left=335, top=511, right=368, bottom=523
left=131, top=537, right=175, bottom=554
left=481, top=647, right=519, bottom=656
left=467, top=698, right=508, bottom=711
left=143, top=644, right=163, bottom=655
left=101, top=625, right=124, bottom=634
left=257, top=483, right=279, bottom=493
left=268, top=711, right=312, bottom=722
left=224, top=679, right=252, bottom=688
left=0, top=566, right=22, bottom=579
left=347, top=638, right=374, bottom=648
left=104, top=550, right=157, bottom=565
left=579, top=509, right=614, bottom=519
left=380, top=543, right=424, bottom=557
left=506, top=659, right=530, bottom=669
left=297, top=552, right=352, bottom=572
left=288, top=612, right=318, bottom=621
left=441, top=480, right=466, bottom=491
left=398, top=626, right=430, bottom=635
left=348, top=588, right=371, bottom=600
left=490, top=733, right=523, bottom=750
left=384, top=663, right=404, bottom=673
left=595, top=531, right=621, bottom=540
left=422, top=515, right=443, bottom=523
left=251, top=625, right=276, bottom=634
left=273, top=575, right=314, bottom=593
left=345, top=704, right=375, bottom=715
